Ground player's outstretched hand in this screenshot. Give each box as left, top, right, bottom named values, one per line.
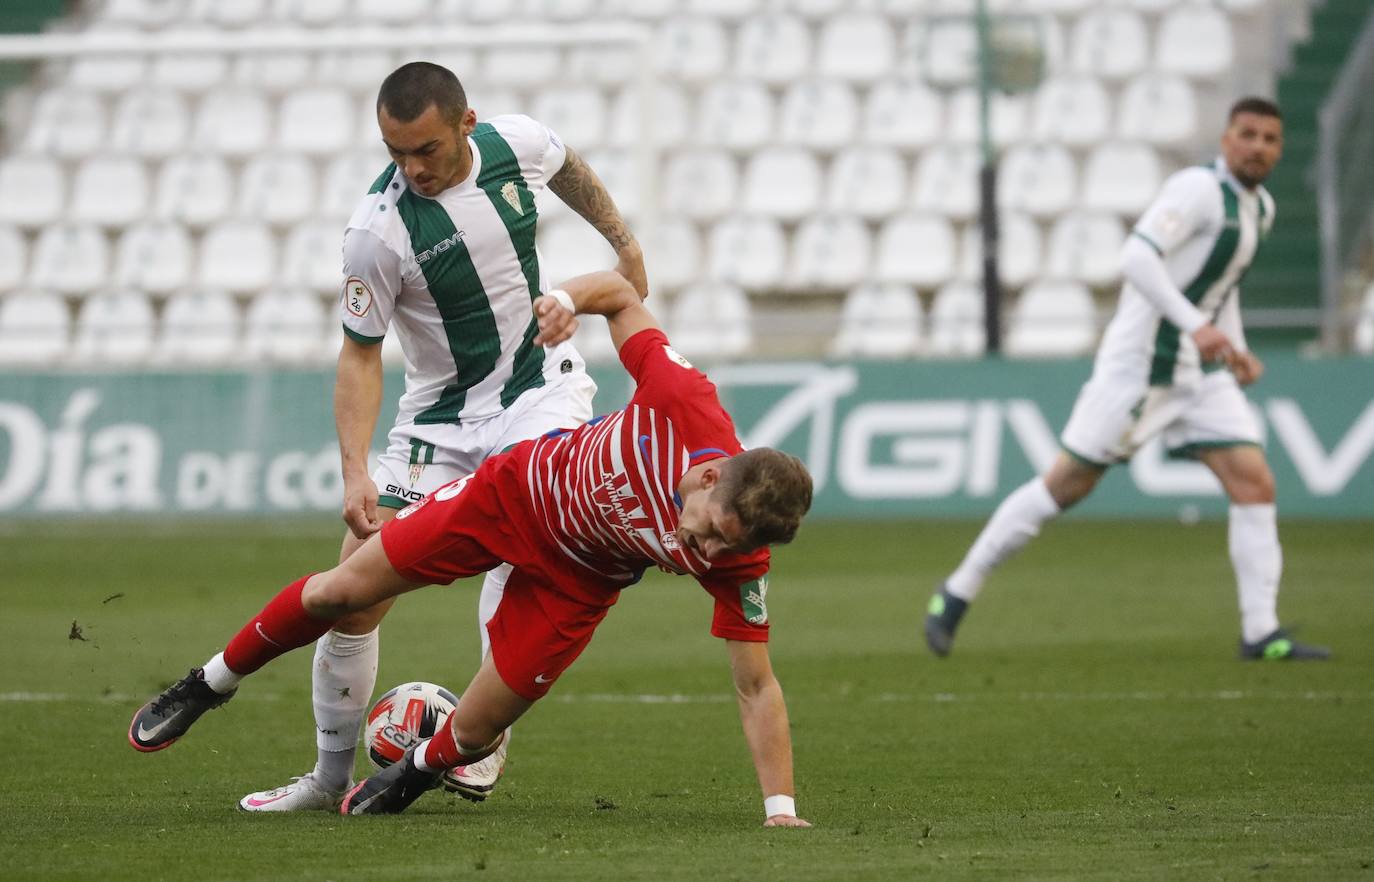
left=764, top=815, right=813, bottom=828
left=1228, top=350, right=1265, bottom=386
left=532, top=295, right=579, bottom=346
left=342, top=477, right=383, bottom=539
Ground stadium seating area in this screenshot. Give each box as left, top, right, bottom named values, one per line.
left=0, top=0, right=1317, bottom=364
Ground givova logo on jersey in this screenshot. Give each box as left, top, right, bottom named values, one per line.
left=415, top=230, right=467, bottom=264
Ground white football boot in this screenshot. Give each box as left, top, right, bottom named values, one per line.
left=441, top=729, right=510, bottom=802
left=238, top=772, right=349, bottom=812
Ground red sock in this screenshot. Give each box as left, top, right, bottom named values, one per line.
left=222, top=574, right=337, bottom=675
left=422, top=717, right=500, bottom=770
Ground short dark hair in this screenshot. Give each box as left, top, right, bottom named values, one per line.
left=1229, top=97, right=1281, bottom=122
left=377, top=61, right=468, bottom=125
left=715, top=448, right=813, bottom=549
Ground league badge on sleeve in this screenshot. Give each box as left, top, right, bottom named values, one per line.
left=663, top=345, right=693, bottom=369
left=345, top=277, right=373, bottom=317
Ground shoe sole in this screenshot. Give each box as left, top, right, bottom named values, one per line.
left=339, top=781, right=369, bottom=816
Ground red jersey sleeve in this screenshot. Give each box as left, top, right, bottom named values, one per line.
left=696, top=548, right=772, bottom=642
left=619, top=328, right=744, bottom=459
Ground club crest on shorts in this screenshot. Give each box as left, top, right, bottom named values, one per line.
left=501, top=180, right=523, bottom=215
left=345, top=277, right=372, bottom=317
left=408, top=463, right=424, bottom=486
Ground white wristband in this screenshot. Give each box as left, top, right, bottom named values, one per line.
left=547, top=288, right=574, bottom=314
left=764, top=794, right=796, bottom=818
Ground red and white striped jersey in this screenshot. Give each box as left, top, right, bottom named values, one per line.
left=514, top=328, right=771, bottom=639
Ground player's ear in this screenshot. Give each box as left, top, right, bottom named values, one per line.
left=460, top=107, right=478, bottom=136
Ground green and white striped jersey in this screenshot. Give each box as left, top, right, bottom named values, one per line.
left=1097, top=157, right=1275, bottom=388
left=340, top=114, right=584, bottom=427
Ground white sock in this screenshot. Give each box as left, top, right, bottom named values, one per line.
left=1229, top=503, right=1282, bottom=644
left=201, top=652, right=242, bottom=694
left=477, top=564, right=511, bottom=658
left=310, top=627, right=379, bottom=791
left=946, top=477, right=1061, bottom=602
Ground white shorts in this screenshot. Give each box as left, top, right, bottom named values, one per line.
left=1060, top=369, right=1262, bottom=466
left=373, top=372, right=597, bottom=509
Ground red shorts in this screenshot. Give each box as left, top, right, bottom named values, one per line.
left=380, top=457, right=618, bottom=701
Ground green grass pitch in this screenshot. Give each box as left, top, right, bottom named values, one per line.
left=1, top=518, right=1370, bottom=881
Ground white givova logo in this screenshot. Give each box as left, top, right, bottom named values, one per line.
left=416, top=231, right=466, bottom=264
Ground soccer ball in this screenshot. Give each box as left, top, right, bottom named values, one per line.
left=363, top=681, right=458, bottom=770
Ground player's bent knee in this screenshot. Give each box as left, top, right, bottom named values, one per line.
left=301, top=570, right=372, bottom=618
left=333, top=601, right=392, bottom=635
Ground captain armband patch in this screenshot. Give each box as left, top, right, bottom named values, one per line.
left=740, top=576, right=769, bottom=626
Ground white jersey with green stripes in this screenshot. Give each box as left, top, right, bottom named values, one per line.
left=1096, top=157, right=1275, bottom=388
left=339, top=114, right=585, bottom=427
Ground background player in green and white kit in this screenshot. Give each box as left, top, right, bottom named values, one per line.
left=925, top=98, right=1330, bottom=662
left=239, top=62, right=648, bottom=812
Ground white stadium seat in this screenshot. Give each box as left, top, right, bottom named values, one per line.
left=100, top=0, right=182, bottom=28
left=194, top=88, right=272, bottom=157
left=24, top=89, right=106, bottom=160
left=1157, top=5, right=1234, bottom=80
left=876, top=213, right=957, bottom=288
left=1006, top=280, right=1098, bottom=357
left=1124, top=0, right=1178, bottom=11
left=198, top=220, right=278, bottom=291
left=1031, top=77, right=1111, bottom=148
left=571, top=315, right=618, bottom=364
left=1118, top=74, right=1199, bottom=146
left=928, top=281, right=985, bottom=357
left=155, top=289, right=240, bottom=365
left=0, top=226, right=25, bottom=293
left=455, top=0, right=518, bottom=21
left=200, top=0, right=270, bottom=27
left=110, top=88, right=189, bottom=159
left=778, top=79, right=859, bottom=152
left=826, top=146, right=908, bottom=221
left=151, top=39, right=231, bottom=93
left=278, top=88, right=354, bottom=156
left=998, top=142, right=1077, bottom=218
left=668, top=282, right=753, bottom=361
left=911, top=145, right=981, bottom=220
left=742, top=148, right=823, bottom=221
left=536, top=216, right=617, bottom=280
left=641, top=219, right=702, bottom=291
left=863, top=81, right=943, bottom=150
left=483, top=47, right=561, bottom=88
left=282, top=220, right=345, bottom=293
left=788, top=215, right=872, bottom=291
left=66, top=35, right=147, bottom=94
left=830, top=283, right=923, bottom=358
left=654, top=17, right=729, bottom=83
left=530, top=0, right=602, bottom=20
left=243, top=289, right=327, bottom=364
left=354, top=0, right=431, bottom=23
left=273, top=0, right=350, bottom=25
left=155, top=155, right=235, bottom=228
left=1071, top=8, right=1149, bottom=82
left=531, top=86, right=609, bottom=152
left=688, top=0, right=760, bottom=19
left=697, top=81, right=775, bottom=152
left=0, top=157, right=65, bottom=229
left=71, top=157, right=150, bottom=228
left=1046, top=211, right=1127, bottom=287
left=232, top=51, right=314, bottom=94
left=947, top=88, right=1029, bottom=148
left=565, top=43, right=640, bottom=86
left=315, top=50, right=396, bottom=93
left=1081, top=142, right=1162, bottom=216
left=707, top=216, right=787, bottom=289
left=609, top=83, right=690, bottom=148
left=734, top=14, right=811, bottom=85
left=29, top=224, right=109, bottom=295
left=817, top=15, right=896, bottom=83
left=113, top=221, right=194, bottom=295
left=600, top=0, right=676, bottom=19
left=71, top=290, right=156, bottom=365
left=914, top=19, right=978, bottom=88
left=663, top=150, right=737, bottom=221
left=785, top=0, right=848, bottom=19
left=237, top=154, right=318, bottom=226
left=957, top=213, right=1043, bottom=290
left=465, top=86, right=522, bottom=122
left=0, top=291, right=70, bottom=365
left=581, top=149, right=642, bottom=220
left=320, top=152, right=391, bottom=222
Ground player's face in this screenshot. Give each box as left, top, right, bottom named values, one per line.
left=379, top=102, right=477, bottom=197
left=677, top=489, right=751, bottom=561
left=1221, top=112, right=1283, bottom=189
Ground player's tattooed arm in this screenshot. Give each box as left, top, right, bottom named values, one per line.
left=548, top=146, right=649, bottom=299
